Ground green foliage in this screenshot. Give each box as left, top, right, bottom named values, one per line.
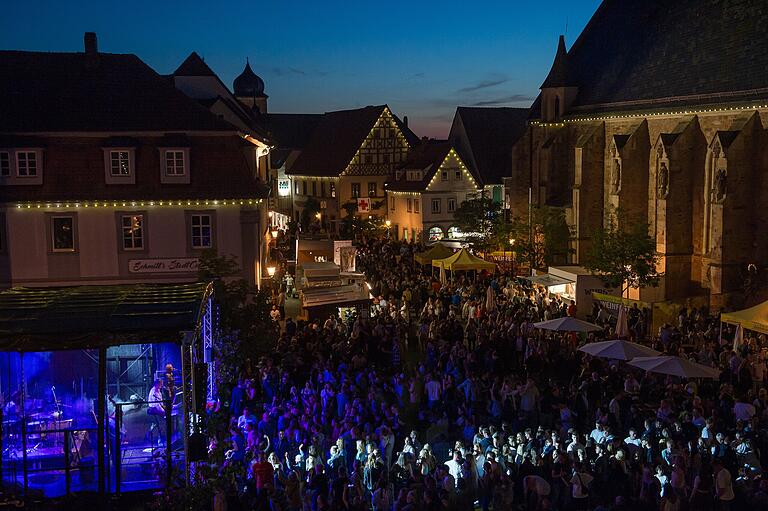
left=339, top=200, right=385, bottom=239
left=508, top=206, right=572, bottom=269
left=300, top=196, right=321, bottom=227
left=453, top=195, right=512, bottom=252
left=583, top=211, right=662, bottom=292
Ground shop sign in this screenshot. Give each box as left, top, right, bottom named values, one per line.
left=129, top=258, right=200, bottom=273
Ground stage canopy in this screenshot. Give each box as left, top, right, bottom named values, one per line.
left=414, top=243, right=454, bottom=265
left=720, top=300, right=768, bottom=334
left=432, top=248, right=496, bottom=272
left=0, top=282, right=212, bottom=350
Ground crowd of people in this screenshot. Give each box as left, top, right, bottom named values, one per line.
left=205, top=237, right=768, bottom=511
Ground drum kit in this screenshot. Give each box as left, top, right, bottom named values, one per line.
left=2, top=390, right=78, bottom=454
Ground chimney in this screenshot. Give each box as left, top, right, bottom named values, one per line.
left=403, top=115, right=409, bottom=128
left=84, top=32, right=99, bottom=68
left=84, top=32, right=98, bottom=55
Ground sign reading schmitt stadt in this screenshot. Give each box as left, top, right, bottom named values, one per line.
left=128, top=258, right=200, bottom=273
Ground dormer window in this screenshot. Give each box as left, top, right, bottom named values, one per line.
left=17, top=151, right=38, bottom=177
left=165, top=150, right=185, bottom=176
left=102, top=147, right=135, bottom=184
left=111, top=151, right=131, bottom=176
left=160, top=148, right=190, bottom=184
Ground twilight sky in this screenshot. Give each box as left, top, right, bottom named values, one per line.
left=1, top=0, right=601, bottom=138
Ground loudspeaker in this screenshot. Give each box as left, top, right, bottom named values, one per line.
left=193, top=363, right=207, bottom=412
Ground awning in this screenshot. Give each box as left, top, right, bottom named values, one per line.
left=526, top=273, right=574, bottom=287
left=0, top=282, right=212, bottom=351
left=302, top=284, right=371, bottom=308
left=721, top=299, right=768, bottom=334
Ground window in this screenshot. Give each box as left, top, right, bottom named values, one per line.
left=447, top=198, right=457, bottom=213
left=403, top=228, right=409, bottom=241
left=455, top=170, right=461, bottom=180
left=431, top=199, right=441, bottom=214
left=110, top=151, right=131, bottom=176
left=164, top=150, right=185, bottom=176
left=351, top=183, right=361, bottom=198
left=121, top=215, right=144, bottom=250
left=414, top=199, right=420, bottom=213
left=364, top=154, right=373, bottom=164
left=407, top=198, right=412, bottom=212
left=321, top=182, right=326, bottom=197
left=302, top=181, right=308, bottom=196
left=330, top=182, right=336, bottom=198
left=17, top=151, right=37, bottom=177
left=441, top=170, right=448, bottom=181
left=312, top=181, right=317, bottom=197
left=191, top=214, right=212, bottom=249
left=52, top=216, right=75, bottom=252
left=0, top=152, right=9, bottom=177
left=368, top=182, right=377, bottom=197
left=295, top=180, right=301, bottom=195
left=390, top=197, right=395, bottom=211
left=428, top=226, right=444, bottom=241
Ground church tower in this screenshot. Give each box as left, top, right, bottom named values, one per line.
left=540, top=35, right=578, bottom=122
left=234, top=59, right=268, bottom=114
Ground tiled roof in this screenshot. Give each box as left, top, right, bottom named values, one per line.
left=0, top=50, right=236, bottom=132
left=449, top=107, right=529, bottom=185
left=173, top=52, right=216, bottom=77
left=387, top=141, right=452, bottom=192
left=260, top=113, right=324, bottom=150
left=548, top=0, right=768, bottom=114
left=287, top=105, right=416, bottom=177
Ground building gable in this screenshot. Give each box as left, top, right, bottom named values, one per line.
left=342, top=107, right=411, bottom=177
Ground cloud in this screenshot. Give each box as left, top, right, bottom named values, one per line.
left=272, top=67, right=328, bottom=77
left=470, top=94, right=535, bottom=106
left=407, top=72, right=425, bottom=79
left=458, top=76, right=509, bottom=93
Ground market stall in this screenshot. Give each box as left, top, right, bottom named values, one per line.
left=432, top=248, right=496, bottom=277
left=414, top=243, right=455, bottom=266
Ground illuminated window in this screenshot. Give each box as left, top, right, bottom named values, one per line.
left=368, top=182, right=377, bottom=197
left=330, top=182, right=336, bottom=197
left=403, top=228, right=409, bottom=240
left=0, top=152, right=9, bottom=177
left=431, top=199, right=441, bottom=214
left=407, top=198, right=412, bottom=212
left=428, top=226, right=444, bottom=241
left=164, top=150, right=185, bottom=176
left=191, top=214, right=212, bottom=249
left=448, top=226, right=463, bottom=239
left=110, top=151, right=131, bottom=176
left=121, top=214, right=144, bottom=250
left=17, top=151, right=38, bottom=177
left=414, top=199, right=420, bottom=213
left=447, top=198, right=457, bottom=213
left=351, top=183, right=361, bottom=198
left=52, top=216, right=75, bottom=252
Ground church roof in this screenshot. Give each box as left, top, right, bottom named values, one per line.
left=541, top=35, right=572, bottom=89
left=233, top=60, right=266, bottom=98
left=0, top=50, right=236, bottom=132
left=173, top=51, right=216, bottom=77
left=449, top=107, right=529, bottom=185
left=543, top=0, right=768, bottom=115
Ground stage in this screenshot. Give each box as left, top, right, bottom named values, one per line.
left=0, top=282, right=216, bottom=499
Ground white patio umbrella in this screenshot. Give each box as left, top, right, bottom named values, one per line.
left=615, top=305, right=630, bottom=338
left=628, top=356, right=721, bottom=379
left=733, top=324, right=744, bottom=351
left=578, top=339, right=660, bottom=361
left=533, top=317, right=603, bottom=333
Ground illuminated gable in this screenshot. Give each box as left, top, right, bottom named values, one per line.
left=425, top=148, right=479, bottom=191
left=343, top=107, right=410, bottom=176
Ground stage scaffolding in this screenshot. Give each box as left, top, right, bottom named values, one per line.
left=0, top=282, right=217, bottom=499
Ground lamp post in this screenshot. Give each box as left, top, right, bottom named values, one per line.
left=509, top=237, right=516, bottom=276
left=385, top=219, right=391, bottom=239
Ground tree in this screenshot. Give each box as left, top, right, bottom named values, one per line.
left=300, top=197, right=321, bottom=228
left=583, top=211, right=662, bottom=295
left=508, top=206, right=572, bottom=270
left=453, top=195, right=512, bottom=252
left=339, top=200, right=385, bottom=239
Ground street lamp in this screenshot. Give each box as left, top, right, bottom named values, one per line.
left=266, top=265, right=276, bottom=277
left=508, top=238, right=516, bottom=276
left=385, top=219, right=391, bottom=239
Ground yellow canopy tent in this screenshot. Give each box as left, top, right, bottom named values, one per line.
left=432, top=248, right=496, bottom=272
left=414, top=243, right=455, bottom=265
left=721, top=300, right=768, bottom=334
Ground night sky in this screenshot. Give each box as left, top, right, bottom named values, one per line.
left=1, top=0, right=601, bottom=137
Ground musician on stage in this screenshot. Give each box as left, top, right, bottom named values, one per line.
left=147, top=379, right=165, bottom=416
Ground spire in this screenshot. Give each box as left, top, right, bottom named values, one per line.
left=540, top=35, right=572, bottom=89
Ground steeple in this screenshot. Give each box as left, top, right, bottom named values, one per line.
left=538, top=35, right=578, bottom=121
left=233, top=58, right=268, bottom=113
left=541, top=35, right=572, bottom=89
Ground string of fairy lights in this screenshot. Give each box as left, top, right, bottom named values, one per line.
left=14, top=199, right=262, bottom=210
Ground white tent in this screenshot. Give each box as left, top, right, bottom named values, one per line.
left=578, top=340, right=660, bottom=361
left=534, top=317, right=603, bottom=333
left=628, top=356, right=720, bottom=379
